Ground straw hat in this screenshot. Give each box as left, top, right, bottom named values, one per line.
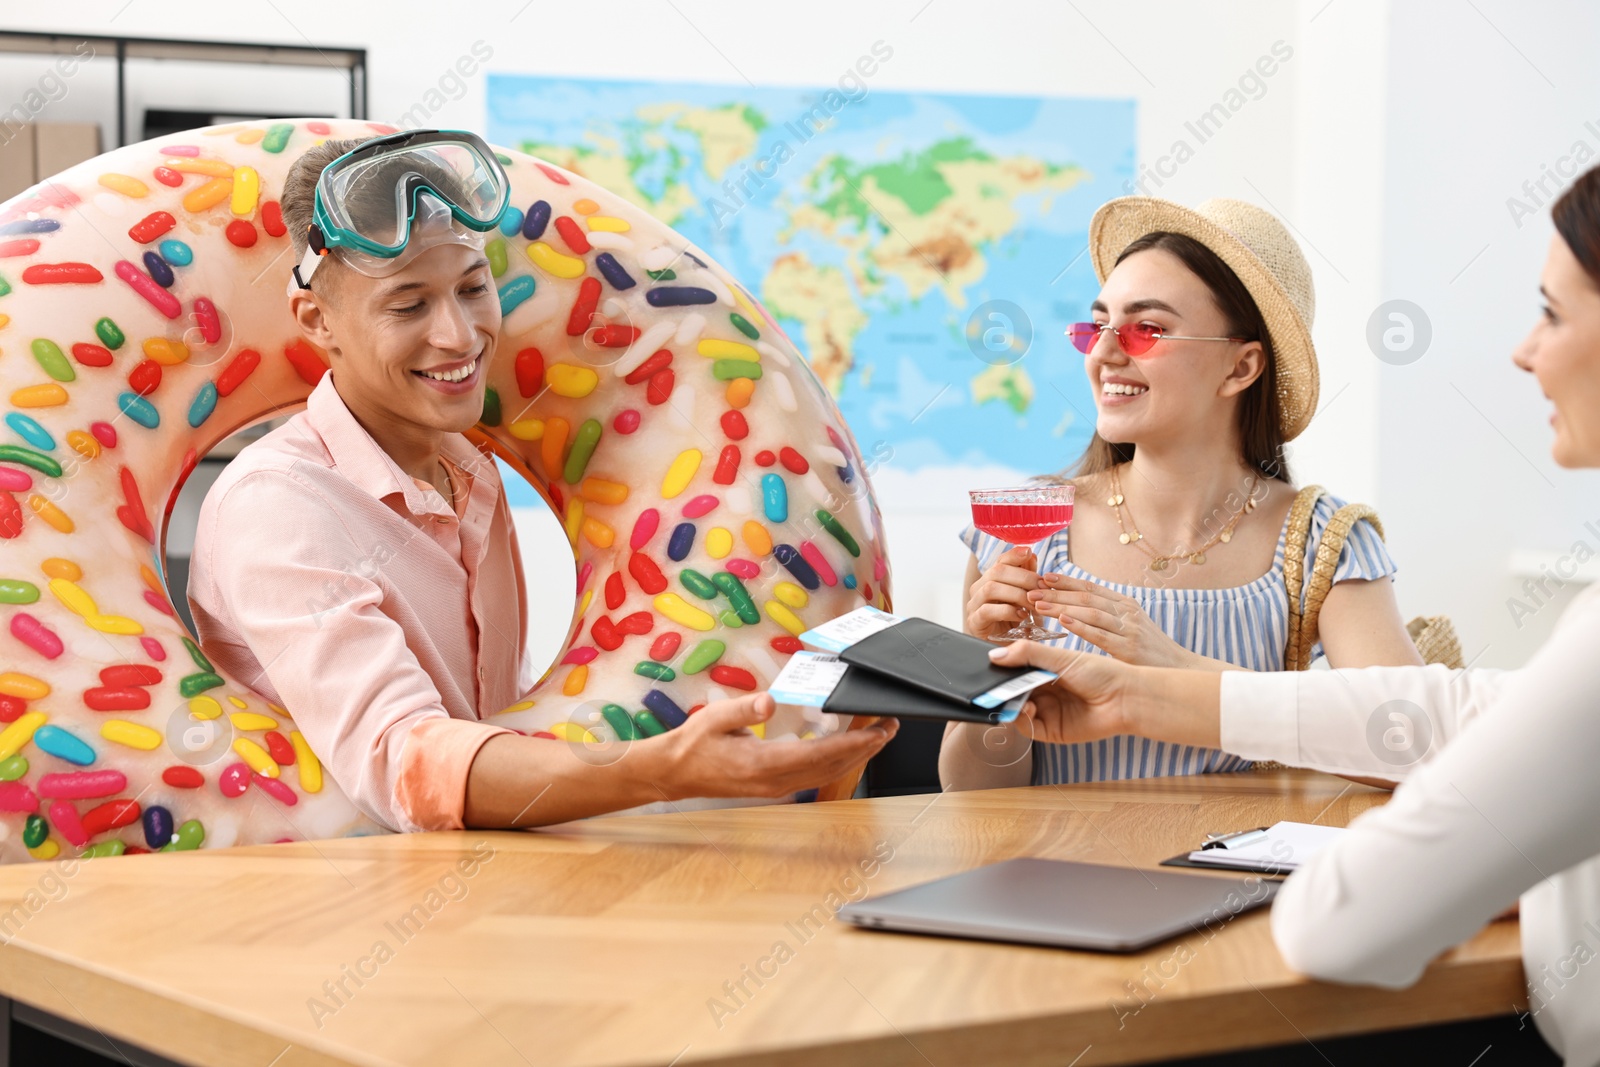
left=1088, top=197, right=1319, bottom=441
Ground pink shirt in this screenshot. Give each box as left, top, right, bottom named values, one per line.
left=188, top=372, right=533, bottom=833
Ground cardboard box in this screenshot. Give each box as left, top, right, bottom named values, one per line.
left=0, top=123, right=36, bottom=204
left=33, top=121, right=100, bottom=180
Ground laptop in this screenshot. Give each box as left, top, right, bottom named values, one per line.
left=838, top=858, right=1279, bottom=953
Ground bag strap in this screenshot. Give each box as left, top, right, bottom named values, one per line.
left=1282, top=485, right=1323, bottom=670
left=1284, top=485, right=1387, bottom=670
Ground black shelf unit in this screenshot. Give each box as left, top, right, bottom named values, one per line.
left=0, top=27, right=368, bottom=145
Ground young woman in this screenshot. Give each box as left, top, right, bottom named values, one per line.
left=983, top=163, right=1600, bottom=1065
left=942, top=197, right=1422, bottom=791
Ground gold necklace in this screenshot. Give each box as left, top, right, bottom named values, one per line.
left=1107, top=466, right=1260, bottom=571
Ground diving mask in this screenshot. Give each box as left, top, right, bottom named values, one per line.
left=288, top=128, right=510, bottom=295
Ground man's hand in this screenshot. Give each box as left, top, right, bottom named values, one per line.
left=658, top=693, right=898, bottom=800
left=986, top=640, right=1134, bottom=746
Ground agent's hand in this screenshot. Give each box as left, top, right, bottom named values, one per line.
left=985, top=640, right=1133, bottom=746
left=965, top=546, right=1044, bottom=641
left=659, top=693, right=898, bottom=800
left=1026, top=574, right=1193, bottom=667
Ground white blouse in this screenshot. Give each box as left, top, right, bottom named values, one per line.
left=1221, top=580, right=1600, bottom=1063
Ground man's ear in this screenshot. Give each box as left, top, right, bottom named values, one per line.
left=1218, top=339, right=1267, bottom=400
left=287, top=275, right=341, bottom=360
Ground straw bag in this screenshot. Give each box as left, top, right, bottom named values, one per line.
left=1253, top=485, right=1463, bottom=771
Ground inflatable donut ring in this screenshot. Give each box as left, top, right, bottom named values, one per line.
left=0, top=118, right=892, bottom=863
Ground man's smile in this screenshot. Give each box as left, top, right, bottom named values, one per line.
left=412, top=354, right=483, bottom=392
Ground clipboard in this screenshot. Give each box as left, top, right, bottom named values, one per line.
left=1158, top=821, right=1344, bottom=878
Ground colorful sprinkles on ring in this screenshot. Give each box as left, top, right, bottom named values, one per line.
left=0, top=117, right=891, bottom=862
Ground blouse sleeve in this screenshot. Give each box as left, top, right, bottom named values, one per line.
left=1220, top=583, right=1600, bottom=989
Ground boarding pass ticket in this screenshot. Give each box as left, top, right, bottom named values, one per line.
left=798, top=605, right=905, bottom=652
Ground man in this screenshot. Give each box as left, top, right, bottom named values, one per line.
left=188, top=129, right=894, bottom=833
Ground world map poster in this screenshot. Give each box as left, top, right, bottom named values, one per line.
left=486, top=73, right=1135, bottom=503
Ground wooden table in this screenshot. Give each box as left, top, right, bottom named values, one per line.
left=0, top=770, right=1526, bottom=1067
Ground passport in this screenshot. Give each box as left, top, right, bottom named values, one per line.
left=789, top=608, right=1058, bottom=718
left=768, top=650, right=1026, bottom=723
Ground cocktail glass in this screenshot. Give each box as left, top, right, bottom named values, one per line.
left=968, top=484, right=1076, bottom=642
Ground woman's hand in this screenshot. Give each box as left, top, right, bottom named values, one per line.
left=985, top=640, right=1225, bottom=752
left=985, top=640, right=1134, bottom=746
left=965, top=546, right=1044, bottom=641
left=1027, top=574, right=1194, bottom=667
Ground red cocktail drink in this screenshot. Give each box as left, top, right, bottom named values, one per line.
left=968, top=484, right=1077, bottom=642
left=970, top=500, right=1074, bottom=545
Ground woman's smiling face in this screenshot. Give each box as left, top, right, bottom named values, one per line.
left=1513, top=232, right=1600, bottom=469
left=1086, top=247, right=1265, bottom=448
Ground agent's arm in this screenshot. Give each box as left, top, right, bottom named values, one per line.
left=988, top=628, right=1588, bottom=989
left=1285, top=575, right=1426, bottom=789
left=1027, top=567, right=1424, bottom=787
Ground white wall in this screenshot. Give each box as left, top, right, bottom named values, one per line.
left=6, top=0, right=1586, bottom=669
left=1376, top=0, right=1600, bottom=668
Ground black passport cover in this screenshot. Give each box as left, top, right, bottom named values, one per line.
left=837, top=617, right=1037, bottom=706
left=821, top=665, right=1016, bottom=724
